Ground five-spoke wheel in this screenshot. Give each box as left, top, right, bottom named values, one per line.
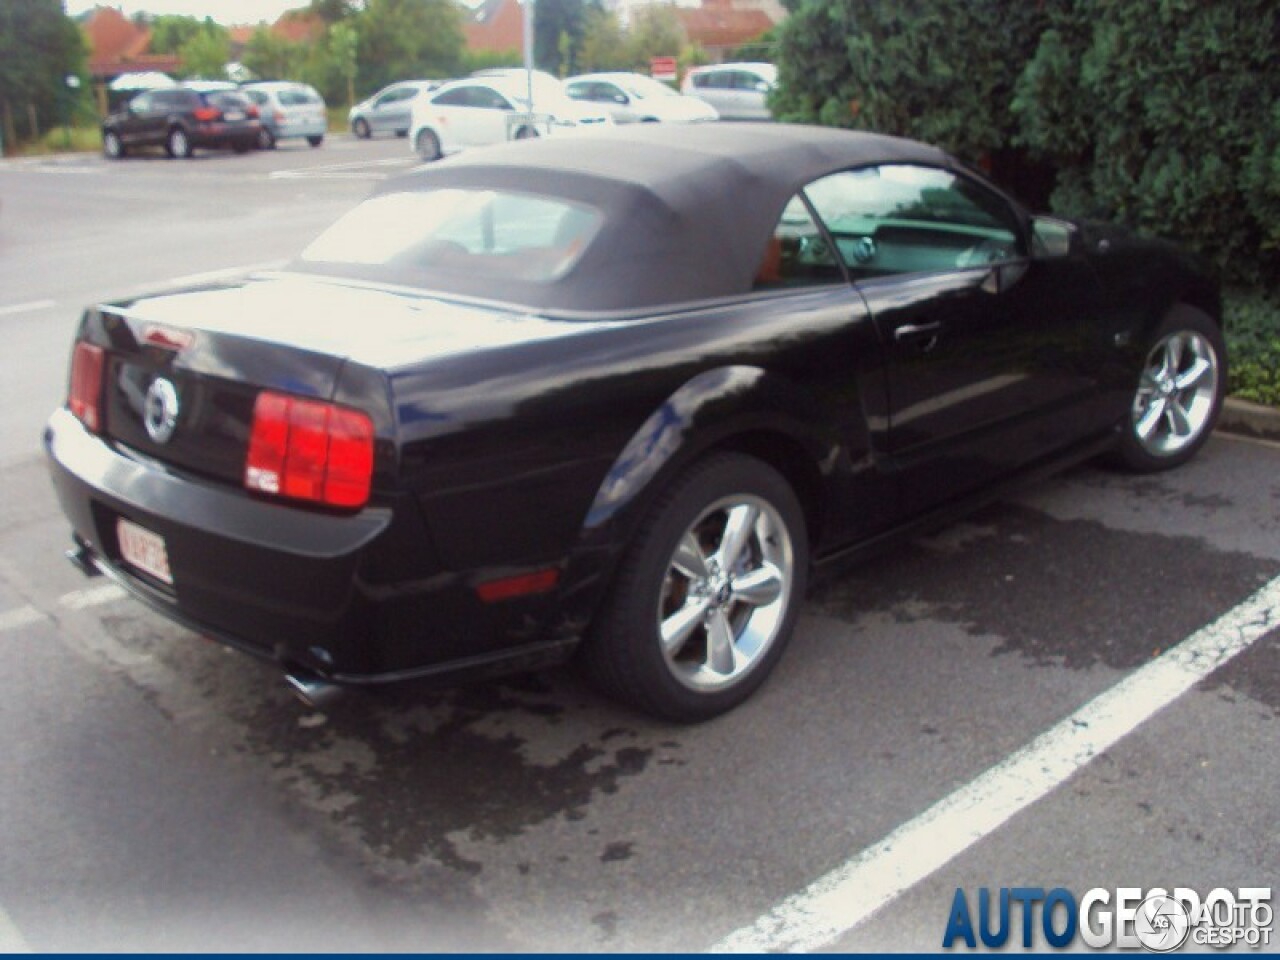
left=583, top=453, right=807, bottom=722
left=1116, top=304, right=1225, bottom=471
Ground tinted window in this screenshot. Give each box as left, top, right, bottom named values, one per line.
left=432, top=86, right=473, bottom=107
left=278, top=88, right=320, bottom=105
left=803, top=165, right=1023, bottom=278
left=754, top=195, right=844, bottom=290
left=301, top=189, right=603, bottom=283
left=244, top=90, right=268, bottom=105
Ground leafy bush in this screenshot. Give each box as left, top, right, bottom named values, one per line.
left=1013, top=0, right=1280, bottom=291
left=1224, top=291, right=1280, bottom=407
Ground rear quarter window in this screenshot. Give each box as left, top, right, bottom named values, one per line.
left=301, top=189, right=604, bottom=284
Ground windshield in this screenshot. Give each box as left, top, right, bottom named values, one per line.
left=300, top=189, right=603, bottom=284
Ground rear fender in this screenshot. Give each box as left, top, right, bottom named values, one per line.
left=555, top=365, right=844, bottom=636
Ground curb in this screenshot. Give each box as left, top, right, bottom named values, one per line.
left=1218, top=397, right=1280, bottom=443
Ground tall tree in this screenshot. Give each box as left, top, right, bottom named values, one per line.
left=0, top=0, right=87, bottom=145
left=625, top=4, right=686, bottom=67
left=149, top=15, right=224, bottom=55
left=577, top=6, right=630, bottom=72
left=242, top=27, right=304, bottom=81
left=534, top=0, right=593, bottom=76
left=178, top=27, right=231, bottom=79
left=355, top=0, right=464, bottom=93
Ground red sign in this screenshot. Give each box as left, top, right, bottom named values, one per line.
left=650, top=56, right=678, bottom=82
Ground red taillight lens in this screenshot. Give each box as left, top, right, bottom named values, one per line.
left=245, top=391, right=374, bottom=509
left=247, top=105, right=261, bottom=119
left=69, top=341, right=105, bottom=433
left=193, top=106, right=220, bottom=122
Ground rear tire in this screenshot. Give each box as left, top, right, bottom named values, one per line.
left=307, top=135, right=323, bottom=147
left=581, top=453, right=808, bottom=722
left=514, top=125, right=539, bottom=140
left=257, top=127, right=276, bottom=150
left=1114, top=304, right=1226, bottom=472
left=165, top=127, right=191, bottom=159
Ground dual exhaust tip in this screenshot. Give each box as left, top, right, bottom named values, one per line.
left=284, top=671, right=343, bottom=711
left=68, top=538, right=344, bottom=713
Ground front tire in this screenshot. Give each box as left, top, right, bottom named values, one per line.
left=257, top=127, right=276, bottom=150
left=514, top=125, right=539, bottom=140
left=165, top=127, right=191, bottom=159
left=352, top=117, right=370, bottom=139
left=1115, top=304, right=1226, bottom=472
left=415, top=129, right=441, bottom=162
left=102, top=130, right=125, bottom=159
left=582, top=453, right=808, bottom=722
left=307, top=135, right=323, bottom=147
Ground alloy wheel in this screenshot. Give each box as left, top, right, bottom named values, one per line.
left=657, top=494, right=794, bottom=692
left=1131, top=330, right=1220, bottom=457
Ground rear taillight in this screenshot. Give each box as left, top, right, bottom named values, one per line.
left=193, top=106, right=220, bottom=122
left=69, top=341, right=105, bottom=433
left=245, top=391, right=374, bottom=509
left=248, top=105, right=261, bottom=119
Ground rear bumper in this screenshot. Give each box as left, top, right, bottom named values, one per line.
left=44, top=409, right=575, bottom=685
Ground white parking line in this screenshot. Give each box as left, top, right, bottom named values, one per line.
left=268, top=155, right=417, bottom=180
left=0, top=300, right=55, bottom=318
left=712, top=575, right=1280, bottom=953
left=58, top=584, right=124, bottom=610
left=0, top=606, right=44, bottom=633
left=0, top=904, right=31, bottom=952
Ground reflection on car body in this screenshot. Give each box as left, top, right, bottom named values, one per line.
left=46, top=124, right=1225, bottom=722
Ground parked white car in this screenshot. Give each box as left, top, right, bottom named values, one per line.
left=409, top=76, right=612, bottom=161
left=241, top=81, right=327, bottom=149
left=565, top=72, right=718, bottom=124
left=349, top=80, right=441, bottom=139
left=681, top=62, right=777, bottom=121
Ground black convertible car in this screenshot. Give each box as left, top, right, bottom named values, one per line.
left=46, top=125, right=1225, bottom=721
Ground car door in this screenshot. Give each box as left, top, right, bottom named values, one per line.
left=371, top=86, right=414, bottom=134
left=453, top=84, right=515, bottom=146
left=803, top=164, right=1108, bottom=517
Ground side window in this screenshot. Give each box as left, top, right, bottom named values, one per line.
left=803, top=165, right=1024, bottom=279
left=565, top=82, right=588, bottom=101
left=130, top=92, right=154, bottom=112
left=691, top=72, right=711, bottom=89
left=473, top=87, right=513, bottom=110
left=753, top=194, right=844, bottom=291
left=432, top=87, right=471, bottom=107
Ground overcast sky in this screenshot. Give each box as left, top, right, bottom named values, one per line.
left=66, top=1, right=317, bottom=25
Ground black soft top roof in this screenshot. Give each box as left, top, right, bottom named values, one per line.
left=306, top=124, right=954, bottom=314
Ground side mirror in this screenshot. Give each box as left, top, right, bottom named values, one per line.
left=1031, top=216, right=1075, bottom=259
left=613, top=93, right=629, bottom=105
left=754, top=81, right=771, bottom=93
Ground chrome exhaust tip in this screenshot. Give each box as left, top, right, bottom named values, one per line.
left=66, top=543, right=103, bottom=578
left=284, top=672, right=343, bottom=711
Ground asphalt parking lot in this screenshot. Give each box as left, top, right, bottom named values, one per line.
left=1, top=138, right=1277, bottom=952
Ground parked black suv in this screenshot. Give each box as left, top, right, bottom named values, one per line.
left=102, top=87, right=262, bottom=159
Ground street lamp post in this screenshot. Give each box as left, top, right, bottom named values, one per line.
left=64, top=75, right=81, bottom=150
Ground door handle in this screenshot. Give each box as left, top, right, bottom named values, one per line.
left=894, top=321, right=944, bottom=350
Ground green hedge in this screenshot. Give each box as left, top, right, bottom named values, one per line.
left=773, top=0, right=1280, bottom=292
left=1224, top=291, right=1280, bottom=407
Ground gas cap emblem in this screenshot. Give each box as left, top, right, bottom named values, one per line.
left=144, top=378, right=180, bottom=444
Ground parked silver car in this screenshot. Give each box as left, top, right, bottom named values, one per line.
left=348, top=80, right=440, bottom=139
left=565, top=72, right=718, bottom=124
left=241, top=81, right=327, bottom=149
left=681, top=62, right=777, bottom=121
